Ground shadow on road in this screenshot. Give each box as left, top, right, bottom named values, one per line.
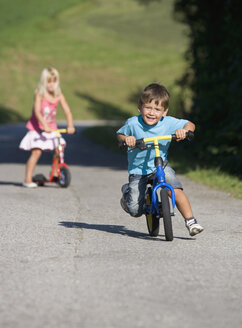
left=59, top=221, right=195, bottom=241
left=0, top=181, right=23, bottom=187
left=0, top=123, right=127, bottom=171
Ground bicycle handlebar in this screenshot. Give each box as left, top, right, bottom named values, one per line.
left=38, top=128, right=76, bottom=134
left=119, top=131, right=194, bottom=151
left=53, top=129, right=68, bottom=133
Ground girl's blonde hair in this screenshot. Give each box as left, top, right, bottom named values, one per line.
left=37, top=67, right=61, bottom=97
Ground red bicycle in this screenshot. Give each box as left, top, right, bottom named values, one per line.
left=33, top=129, right=72, bottom=188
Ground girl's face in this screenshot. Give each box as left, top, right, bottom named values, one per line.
left=46, top=76, right=57, bottom=94
left=139, top=99, right=168, bottom=125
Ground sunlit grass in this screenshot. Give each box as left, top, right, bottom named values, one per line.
left=0, top=0, right=187, bottom=122
left=186, top=168, right=242, bottom=199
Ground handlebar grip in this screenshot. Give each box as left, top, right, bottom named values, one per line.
left=118, top=141, right=127, bottom=150
left=135, top=138, right=146, bottom=150
left=186, top=131, right=194, bottom=141
left=172, top=131, right=194, bottom=141
left=118, top=138, right=146, bottom=151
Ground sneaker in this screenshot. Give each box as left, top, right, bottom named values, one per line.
left=120, top=184, right=129, bottom=213
left=121, top=184, right=129, bottom=194
left=120, top=197, right=129, bottom=213
left=22, top=182, right=38, bottom=188
left=185, top=218, right=204, bottom=236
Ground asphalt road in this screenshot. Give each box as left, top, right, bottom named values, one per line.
left=0, top=122, right=242, bottom=328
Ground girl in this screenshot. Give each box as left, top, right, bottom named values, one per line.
left=19, top=67, right=75, bottom=188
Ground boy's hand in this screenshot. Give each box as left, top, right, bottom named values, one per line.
left=125, top=136, right=136, bottom=147
left=175, top=129, right=187, bottom=141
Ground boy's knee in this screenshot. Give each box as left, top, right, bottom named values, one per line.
left=174, top=188, right=184, bottom=197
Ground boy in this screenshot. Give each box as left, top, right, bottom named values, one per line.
left=117, top=83, right=203, bottom=236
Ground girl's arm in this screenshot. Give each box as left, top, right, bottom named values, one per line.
left=59, top=93, right=75, bottom=134
left=34, top=91, right=52, bottom=132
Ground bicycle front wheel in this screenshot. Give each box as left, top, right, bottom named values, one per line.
left=58, top=166, right=71, bottom=188
left=145, top=187, right=160, bottom=237
left=160, top=189, right=173, bottom=241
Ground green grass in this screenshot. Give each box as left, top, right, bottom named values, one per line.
left=0, top=0, right=187, bottom=123
left=185, top=169, right=242, bottom=199
left=82, top=125, right=242, bottom=199
left=4, top=0, right=239, bottom=197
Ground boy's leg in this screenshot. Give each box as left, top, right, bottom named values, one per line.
left=121, top=174, right=148, bottom=217
left=174, top=188, right=193, bottom=219
left=164, top=165, right=204, bottom=236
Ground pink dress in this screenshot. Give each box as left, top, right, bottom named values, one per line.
left=19, top=97, right=66, bottom=151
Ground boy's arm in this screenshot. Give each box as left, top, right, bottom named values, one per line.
left=175, top=121, right=195, bottom=140
left=117, top=133, right=136, bottom=147
left=184, top=121, right=195, bottom=132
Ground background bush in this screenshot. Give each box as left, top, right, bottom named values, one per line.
left=174, top=0, right=242, bottom=176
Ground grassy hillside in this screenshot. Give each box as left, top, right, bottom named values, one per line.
left=0, top=0, right=187, bottom=123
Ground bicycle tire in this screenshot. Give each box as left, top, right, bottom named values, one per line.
left=58, top=166, right=71, bottom=188
left=160, top=189, right=173, bottom=241
left=145, top=187, right=160, bottom=237
left=32, top=173, right=46, bottom=186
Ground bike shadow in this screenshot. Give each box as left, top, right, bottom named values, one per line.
left=0, top=181, right=63, bottom=188
left=0, top=181, right=23, bottom=187
left=59, top=221, right=195, bottom=241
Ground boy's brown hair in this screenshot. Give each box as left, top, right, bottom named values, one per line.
left=138, top=83, right=170, bottom=110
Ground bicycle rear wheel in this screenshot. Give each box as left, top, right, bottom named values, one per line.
left=160, top=189, right=173, bottom=241
left=145, top=187, right=160, bottom=237
left=32, top=173, right=47, bottom=186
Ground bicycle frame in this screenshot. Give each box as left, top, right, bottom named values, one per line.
left=50, top=129, right=68, bottom=181
left=49, top=129, right=69, bottom=182
left=143, top=135, right=176, bottom=216
left=33, top=128, right=73, bottom=188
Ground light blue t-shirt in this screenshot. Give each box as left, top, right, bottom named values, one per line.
left=117, top=115, right=188, bottom=175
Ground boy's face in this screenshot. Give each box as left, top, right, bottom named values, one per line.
left=138, top=99, right=168, bottom=125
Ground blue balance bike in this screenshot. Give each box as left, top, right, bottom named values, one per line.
left=122, top=131, right=194, bottom=241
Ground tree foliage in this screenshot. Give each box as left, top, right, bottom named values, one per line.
left=174, top=0, right=242, bottom=175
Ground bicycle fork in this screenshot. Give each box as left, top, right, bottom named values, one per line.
left=150, top=138, right=176, bottom=217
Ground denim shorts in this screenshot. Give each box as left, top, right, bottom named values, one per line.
left=124, top=165, right=182, bottom=217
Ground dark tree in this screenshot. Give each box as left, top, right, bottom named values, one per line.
left=174, top=0, right=242, bottom=175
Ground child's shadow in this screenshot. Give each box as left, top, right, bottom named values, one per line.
left=0, top=181, right=60, bottom=188
left=59, top=221, right=194, bottom=241
left=59, top=220, right=165, bottom=241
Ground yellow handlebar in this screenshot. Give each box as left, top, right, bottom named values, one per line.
left=143, top=135, right=172, bottom=157
left=143, top=135, right=172, bottom=143
left=53, top=129, right=67, bottom=134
